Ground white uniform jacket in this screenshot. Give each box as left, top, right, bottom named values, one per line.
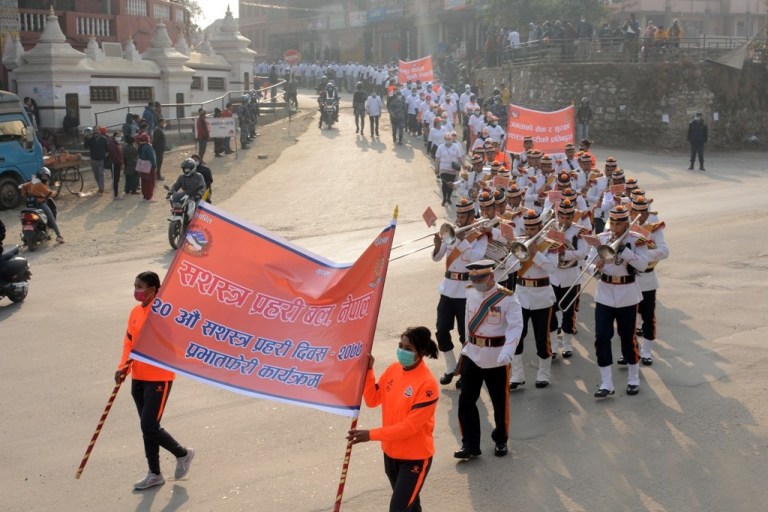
left=462, top=285, right=524, bottom=368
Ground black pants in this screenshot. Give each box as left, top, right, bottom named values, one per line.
left=594, top=302, right=639, bottom=367
left=111, top=163, right=121, bottom=197
left=550, top=284, right=580, bottom=334
left=594, top=217, right=606, bottom=235
left=354, top=109, right=365, bottom=131
left=515, top=306, right=553, bottom=359
left=689, top=143, right=704, bottom=168
left=131, top=380, right=186, bottom=475
left=384, top=454, right=432, bottom=512
left=458, top=358, right=509, bottom=450
left=393, top=120, right=404, bottom=143
left=439, top=173, right=455, bottom=203
left=435, top=294, right=466, bottom=352
left=369, top=115, right=380, bottom=135
left=501, top=271, right=517, bottom=292
left=155, top=151, right=164, bottom=179
left=407, top=113, right=417, bottom=134
left=637, top=289, right=656, bottom=340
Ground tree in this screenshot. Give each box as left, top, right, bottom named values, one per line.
left=178, top=0, right=203, bottom=37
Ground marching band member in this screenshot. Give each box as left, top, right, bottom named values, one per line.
left=561, top=187, right=593, bottom=232
left=599, top=168, right=631, bottom=215
left=624, top=194, right=669, bottom=366
left=556, top=143, right=580, bottom=175
left=548, top=199, right=589, bottom=358
left=523, top=150, right=546, bottom=213
left=586, top=156, right=615, bottom=233
left=590, top=205, right=649, bottom=398
left=512, top=136, right=535, bottom=169
left=509, top=209, right=557, bottom=389
left=455, top=260, right=523, bottom=459
left=432, top=199, right=490, bottom=386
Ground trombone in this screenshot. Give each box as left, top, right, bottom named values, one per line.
left=389, top=218, right=499, bottom=262
left=494, top=209, right=555, bottom=270
left=557, top=216, right=641, bottom=311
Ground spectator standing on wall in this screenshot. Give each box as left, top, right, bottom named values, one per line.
left=687, top=112, right=708, bottom=171
left=623, top=14, right=640, bottom=62
left=576, top=97, right=592, bottom=142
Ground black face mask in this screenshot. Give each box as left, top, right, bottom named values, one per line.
left=41, top=179, right=48, bottom=185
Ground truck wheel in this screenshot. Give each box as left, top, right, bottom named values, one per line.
left=0, top=176, right=21, bottom=210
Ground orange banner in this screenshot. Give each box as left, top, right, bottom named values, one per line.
left=398, top=56, right=435, bottom=84
left=131, top=203, right=396, bottom=417
left=505, top=105, right=575, bottom=154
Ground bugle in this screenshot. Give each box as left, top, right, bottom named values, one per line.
left=389, top=218, right=498, bottom=262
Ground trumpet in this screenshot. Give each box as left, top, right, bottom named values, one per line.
left=557, top=216, right=641, bottom=311
left=389, top=218, right=498, bottom=262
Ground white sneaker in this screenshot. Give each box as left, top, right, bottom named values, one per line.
left=175, top=448, right=195, bottom=479
left=133, top=472, right=165, bottom=490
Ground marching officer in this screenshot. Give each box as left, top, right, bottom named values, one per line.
left=455, top=260, right=523, bottom=459
left=509, top=209, right=557, bottom=389
left=590, top=205, right=649, bottom=398
left=624, top=194, right=669, bottom=366
left=549, top=198, right=589, bottom=358
left=432, top=198, right=489, bottom=386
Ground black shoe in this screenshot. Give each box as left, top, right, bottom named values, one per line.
left=355, top=127, right=359, bottom=133
left=509, top=380, right=525, bottom=390
left=594, top=388, right=615, bottom=398
left=157, top=176, right=165, bottom=181
left=636, top=328, right=643, bottom=337
left=439, top=371, right=455, bottom=385
left=494, top=443, right=508, bottom=457
left=699, top=167, right=705, bottom=171
left=455, top=378, right=462, bottom=389
left=225, top=150, right=234, bottom=154
left=688, top=165, right=694, bottom=170
left=627, top=384, right=640, bottom=395
left=214, top=153, right=223, bottom=157
left=641, top=357, right=653, bottom=366
left=562, top=350, right=573, bottom=358
left=454, top=446, right=481, bottom=459
left=617, top=356, right=627, bottom=365
left=535, top=380, right=549, bottom=388
left=551, top=353, right=558, bottom=360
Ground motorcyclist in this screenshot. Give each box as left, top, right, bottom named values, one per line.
left=19, top=167, right=65, bottom=243
left=317, top=81, right=339, bottom=127
left=169, top=159, right=206, bottom=219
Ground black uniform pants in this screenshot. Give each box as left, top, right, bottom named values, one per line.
left=435, top=294, right=466, bottom=352
left=550, top=284, right=580, bottom=335
left=131, top=380, right=186, bottom=475
left=689, top=143, right=704, bottom=168
left=458, top=358, right=510, bottom=450
left=515, top=306, right=553, bottom=359
left=594, top=302, right=639, bottom=367
left=407, top=113, right=417, bottom=134
left=384, top=454, right=432, bottom=512
left=369, top=115, right=380, bottom=135
left=637, top=289, right=656, bottom=340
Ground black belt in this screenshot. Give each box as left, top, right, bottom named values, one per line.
left=445, top=271, right=469, bottom=281
left=468, top=335, right=506, bottom=347
left=600, top=274, right=635, bottom=284
left=516, top=277, right=550, bottom=287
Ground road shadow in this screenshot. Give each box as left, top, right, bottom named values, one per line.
left=132, top=484, right=189, bottom=512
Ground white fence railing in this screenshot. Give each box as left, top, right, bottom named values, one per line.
left=126, top=0, right=148, bottom=17
left=76, top=16, right=111, bottom=37
left=18, top=12, right=47, bottom=32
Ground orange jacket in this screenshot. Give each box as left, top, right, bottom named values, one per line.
left=118, top=303, right=175, bottom=381
left=363, top=360, right=438, bottom=460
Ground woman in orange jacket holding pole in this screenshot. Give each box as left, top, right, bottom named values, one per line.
left=116, top=271, right=195, bottom=490
left=348, top=326, right=439, bottom=512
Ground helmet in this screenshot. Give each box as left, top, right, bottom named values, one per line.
left=242, top=95, right=250, bottom=103
left=321, top=75, right=327, bottom=81
left=181, top=158, right=197, bottom=176
left=83, top=126, right=93, bottom=136
left=356, top=81, right=363, bottom=89
left=38, top=167, right=52, bottom=181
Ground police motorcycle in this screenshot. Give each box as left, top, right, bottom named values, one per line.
left=164, top=159, right=203, bottom=249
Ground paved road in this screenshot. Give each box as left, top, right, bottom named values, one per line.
left=1, top=103, right=767, bottom=512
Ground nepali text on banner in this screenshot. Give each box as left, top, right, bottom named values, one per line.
left=505, top=105, right=575, bottom=154
left=130, top=203, right=396, bottom=418
left=398, top=56, right=435, bottom=84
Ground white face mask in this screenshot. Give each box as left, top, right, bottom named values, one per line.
left=472, top=279, right=492, bottom=292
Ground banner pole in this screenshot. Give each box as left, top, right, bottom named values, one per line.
left=75, top=361, right=130, bottom=479
left=332, top=417, right=358, bottom=512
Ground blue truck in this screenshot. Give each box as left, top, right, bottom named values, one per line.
left=0, top=90, right=45, bottom=209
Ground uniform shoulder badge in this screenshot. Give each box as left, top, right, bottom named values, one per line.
left=496, top=284, right=514, bottom=295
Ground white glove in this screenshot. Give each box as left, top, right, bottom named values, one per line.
left=497, top=352, right=514, bottom=366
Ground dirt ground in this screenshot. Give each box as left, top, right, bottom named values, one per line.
left=0, top=109, right=314, bottom=263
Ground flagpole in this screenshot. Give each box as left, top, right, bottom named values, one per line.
left=75, top=361, right=130, bottom=479
left=332, top=206, right=398, bottom=511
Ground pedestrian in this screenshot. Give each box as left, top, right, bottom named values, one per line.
left=434, top=133, right=463, bottom=206
left=388, top=91, right=407, bottom=145
left=347, top=326, right=439, bottom=512
left=352, top=82, right=368, bottom=135
left=576, top=97, right=592, bottom=142
left=106, top=132, right=124, bottom=200
left=84, top=126, right=109, bottom=193
left=115, top=271, right=195, bottom=490
left=142, top=101, right=155, bottom=132
left=687, top=112, right=708, bottom=171
left=136, top=133, right=157, bottom=202
left=221, top=103, right=234, bottom=154
left=190, top=154, right=213, bottom=203
left=123, top=135, right=140, bottom=195
left=195, top=109, right=210, bottom=164
left=365, top=89, right=383, bottom=138
left=236, top=98, right=250, bottom=149
left=122, top=113, right=136, bottom=140
left=455, top=259, right=523, bottom=459
left=152, top=118, right=167, bottom=180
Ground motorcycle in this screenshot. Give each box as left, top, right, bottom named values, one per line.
left=19, top=197, right=51, bottom=252
left=321, top=98, right=337, bottom=129
left=0, top=245, right=31, bottom=303
left=165, top=185, right=196, bottom=249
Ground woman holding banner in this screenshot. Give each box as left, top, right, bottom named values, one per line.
left=347, top=326, right=439, bottom=512
left=115, top=271, right=195, bottom=490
